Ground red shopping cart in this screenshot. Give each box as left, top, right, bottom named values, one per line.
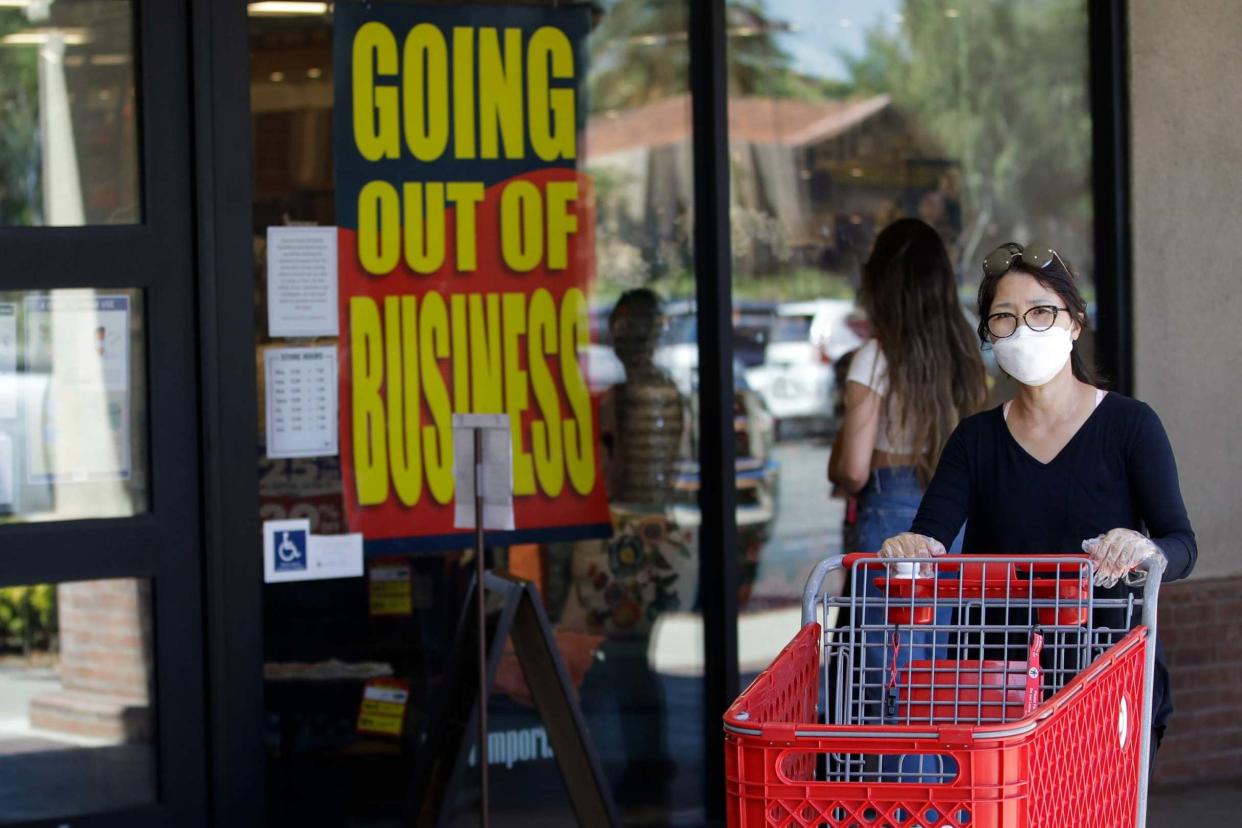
left=724, top=553, right=1165, bottom=828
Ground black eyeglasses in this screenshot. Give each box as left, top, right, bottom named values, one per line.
left=984, top=306, right=1071, bottom=339
left=982, top=241, right=1070, bottom=279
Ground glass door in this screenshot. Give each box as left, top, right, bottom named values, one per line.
left=246, top=1, right=711, bottom=824
left=723, top=0, right=1100, bottom=686
left=0, top=1, right=207, bottom=825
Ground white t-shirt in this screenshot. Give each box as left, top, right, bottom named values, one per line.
left=846, top=339, right=916, bottom=454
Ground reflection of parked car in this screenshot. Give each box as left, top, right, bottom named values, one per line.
left=652, top=302, right=697, bottom=397
left=580, top=343, right=626, bottom=394
left=732, top=302, right=778, bottom=370
left=744, top=300, right=866, bottom=436
left=583, top=306, right=627, bottom=394
left=653, top=301, right=775, bottom=398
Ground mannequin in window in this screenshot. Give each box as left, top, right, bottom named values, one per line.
left=599, top=288, right=685, bottom=507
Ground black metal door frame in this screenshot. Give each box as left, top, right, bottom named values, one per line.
left=1089, top=0, right=1134, bottom=396
left=688, top=2, right=738, bottom=822
left=188, top=1, right=263, bottom=825
left=0, top=1, right=210, bottom=826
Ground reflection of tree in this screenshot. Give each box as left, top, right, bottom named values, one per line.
left=586, top=0, right=1094, bottom=296
left=588, top=0, right=840, bottom=113
left=840, top=0, right=1093, bottom=271
left=0, top=584, right=57, bottom=655
left=0, top=14, right=40, bottom=225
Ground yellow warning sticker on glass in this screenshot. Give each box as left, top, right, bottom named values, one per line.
left=369, top=561, right=413, bottom=617
left=356, top=679, right=410, bottom=737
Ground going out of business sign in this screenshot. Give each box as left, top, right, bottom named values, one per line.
left=334, top=3, right=609, bottom=550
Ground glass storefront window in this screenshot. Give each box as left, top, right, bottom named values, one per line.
left=0, top=289, right=148, bottom=523
left=0, top=577, right=157, bottom=823
left=726, top=0, right=1096, bottom=676
left=0, top=1, right=139, bottom=226
left=250, top=2, right=705, bottom=824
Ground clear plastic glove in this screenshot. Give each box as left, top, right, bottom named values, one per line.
left=1082, top=528, right=1164, bottom=588
left=878, top=532, right=947, bottom=577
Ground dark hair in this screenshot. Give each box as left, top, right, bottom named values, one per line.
left=860, top=218, right=987, bottom=486
left=975, top=251, right=1099, bottom=386
left=609, top=288, right=664, bottom=365
left=609, top=287, right=661, bottom=330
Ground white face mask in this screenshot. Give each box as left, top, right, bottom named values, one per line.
left=991, top=325, right=1073, bottom=387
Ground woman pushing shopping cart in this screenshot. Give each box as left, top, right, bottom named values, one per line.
left=723, top=242, right=1196, bottom=826
left=880, top=240, right=1196, bottom=763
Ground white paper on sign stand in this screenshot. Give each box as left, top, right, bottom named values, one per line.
left=452, top=413, right=515, bottom=531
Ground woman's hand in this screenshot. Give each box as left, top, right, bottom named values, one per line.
left=1083, top=528, right=1164, bottom=587
left=879, top=532, right=947, bottom=576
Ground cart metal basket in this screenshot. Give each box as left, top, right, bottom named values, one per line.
left=724, top=553, right=1164, bottom=828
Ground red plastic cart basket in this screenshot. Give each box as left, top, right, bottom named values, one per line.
left=724, top=553, right=1164, bottom=828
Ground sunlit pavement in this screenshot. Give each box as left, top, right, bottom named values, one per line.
left=1149, top=782, right=1242, bottom=825
left=0, top=664, right=60, bottom=752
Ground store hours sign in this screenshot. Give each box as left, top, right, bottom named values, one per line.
left=334, top=3, right=609, bottom=549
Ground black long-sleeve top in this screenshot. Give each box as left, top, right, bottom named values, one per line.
left=910, top=392, right=1196, bottom=732
left=912, top=392, right=1196, bottom=578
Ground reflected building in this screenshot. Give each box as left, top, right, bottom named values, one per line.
left=585, top=93, right=961, bottom=282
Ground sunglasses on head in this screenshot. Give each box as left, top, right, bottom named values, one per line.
left=982, top=242, right=1070, bottom=279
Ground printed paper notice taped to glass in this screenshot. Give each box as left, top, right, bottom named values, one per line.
left=334, top=4, right=609, bottom=551
left=24, top=294, right=131, bottom=484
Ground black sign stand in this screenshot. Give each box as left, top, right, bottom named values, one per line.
left=407, top=571, right=620, bottom=827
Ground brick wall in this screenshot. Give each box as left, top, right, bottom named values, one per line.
left=1152, top=576, right=1242, bottom=785
left=29, top=579, right=154, bottom=742
left=56, top=579, right=153, bottom=699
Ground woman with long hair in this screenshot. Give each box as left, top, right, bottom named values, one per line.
left=829, top=218, right=987, bottom=551
left=827, top=218, right=987, bottom=779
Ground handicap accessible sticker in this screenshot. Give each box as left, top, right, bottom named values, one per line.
left=263, top=518, right=363, bottom=583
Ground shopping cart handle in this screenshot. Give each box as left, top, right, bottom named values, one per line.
left=847, top=552, right=1103, bottom=576
left=1128, top=551, right=1167, bottom=587
left=842, top=552, right=883, bottom=568
left=847, top=552, right=1097, bottom=568
left=1013, top=553, right=1090, bottom=574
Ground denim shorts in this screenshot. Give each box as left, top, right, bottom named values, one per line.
left=847, top=466, right=963, bottom=554
left=844, top=466, right=960, bottom=780
left=852, top=466, right=924, bottom=553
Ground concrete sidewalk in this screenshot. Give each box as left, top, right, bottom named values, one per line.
left=1148, top=781, right=1242, bottom=825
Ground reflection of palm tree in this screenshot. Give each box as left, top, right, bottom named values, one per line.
left=0, top=14, right=39, bottom=225
left=589, top=0, right=809, bottom=113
